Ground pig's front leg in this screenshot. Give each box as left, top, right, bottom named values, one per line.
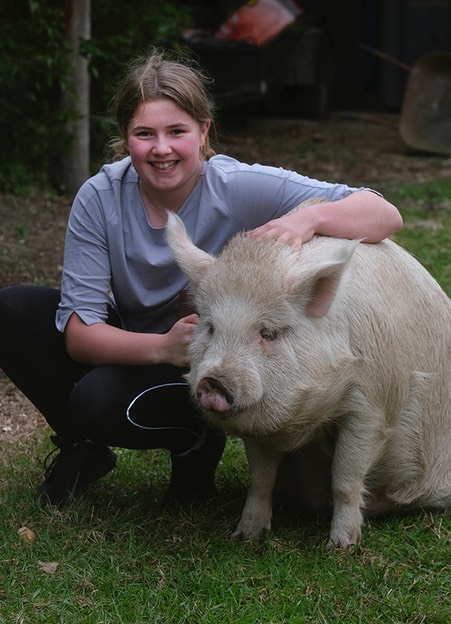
left=232, top=439, right=282, bottom=540
left=328, top=399, right=387, bottom=548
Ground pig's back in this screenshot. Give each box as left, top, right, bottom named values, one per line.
left=350, top=239, right=451, bottom=505
left=348, top=237, right=450, bottom=346
left=301, top=235, right=451, bottom=340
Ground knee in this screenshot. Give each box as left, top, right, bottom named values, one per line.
left=69, top=367, right=123, bottom=434
left=0, top=285, right=59, bottom=326
left=0, top=285, right=22, bottom=322
left=69, top=366, right=144, bottom=446
left=70, top=372, right=104, bottom=422
left=0, top=286, right=29, bottom=340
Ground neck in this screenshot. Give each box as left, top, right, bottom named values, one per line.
left=138, top=182, right=180, bottom=227
left=138, top=160, right=203, bottom=227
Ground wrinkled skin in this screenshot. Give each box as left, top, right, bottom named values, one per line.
left=166, top=204, right=451, bottom=548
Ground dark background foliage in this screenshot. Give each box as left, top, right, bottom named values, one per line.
left=2, top=0, right=451, bottom=193
left=0, top=0, right=190, bottom=192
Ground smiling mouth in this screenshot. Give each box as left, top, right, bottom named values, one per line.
left=151, top=161, right=178, bottom=171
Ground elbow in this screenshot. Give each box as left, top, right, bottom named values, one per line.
left=396, top=211, right=404, bottom=231
left=364, top=208, right=403, bottom=244
left=64, top=313, right=101, bottom=365
left=359, top=191, right=404, bottom=240
left=386, top=203, right=404, bottom=238
left=64, top=333, right=92, bottom=364
left=370, top=194, right=404, bottom=241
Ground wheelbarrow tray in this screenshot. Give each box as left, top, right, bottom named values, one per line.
left=400, top=52, right=451, bottom=155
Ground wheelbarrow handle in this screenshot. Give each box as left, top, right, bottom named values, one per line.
left=360, top=44, right=411, bottom=73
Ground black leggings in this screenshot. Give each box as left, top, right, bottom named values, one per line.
left=0, top=285, right=205, bottom=453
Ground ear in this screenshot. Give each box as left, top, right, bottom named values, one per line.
left=294, top=240, right=359, bottom=318
left=166, top=211, right=216, bottom=287
left=199, top=118, right=211, bottom=146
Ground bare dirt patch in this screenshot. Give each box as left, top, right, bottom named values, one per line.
left=1, top=111, right=450, bottom=445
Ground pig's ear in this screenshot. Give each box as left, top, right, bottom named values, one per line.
left=295, top=240, right=359, bottom=318
left=166, top=211, right=216, bottom=287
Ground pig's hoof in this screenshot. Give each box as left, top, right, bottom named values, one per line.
left=231, top=524, right=270, bottom=542
left=326, top=529, right=361, bottom=549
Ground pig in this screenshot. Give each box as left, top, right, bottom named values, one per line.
left=165, top=201, right=451, bottom=548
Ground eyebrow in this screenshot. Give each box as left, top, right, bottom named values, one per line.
left=132, top=122, right=191, bottom=131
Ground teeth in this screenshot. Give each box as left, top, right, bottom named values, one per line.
left=152, top=161, right=176, bottom=170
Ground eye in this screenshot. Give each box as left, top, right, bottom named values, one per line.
left=260, top=326, right=278, bottom=341
left=136, top=130, right=153, bottom=138
left=170, top=128, right=186, bottom=136
left=205, top=321, right=214, bottom=336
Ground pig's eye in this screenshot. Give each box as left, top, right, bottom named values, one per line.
left=260, top=326, right=278, bottom=341
left=206, top=322, right=214, bottom=336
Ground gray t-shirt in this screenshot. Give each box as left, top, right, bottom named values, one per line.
left=56, top=154, right=370, bottom=334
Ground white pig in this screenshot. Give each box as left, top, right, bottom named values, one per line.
left=165, top=202, right=451, bottom=548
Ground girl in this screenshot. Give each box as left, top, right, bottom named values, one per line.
left=0, top=49, right=402, bottom=507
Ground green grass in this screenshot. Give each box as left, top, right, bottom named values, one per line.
left=1, top=438, right=450, bottom=624
left=1, top=179, right=450, bottom=623
left=380, top=180, right=451, bottom=295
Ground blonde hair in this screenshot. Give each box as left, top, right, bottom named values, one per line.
left=109, top=48, right=216, bottom=161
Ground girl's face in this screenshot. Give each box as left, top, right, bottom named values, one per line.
left=127, top=98, right=210, bottom=199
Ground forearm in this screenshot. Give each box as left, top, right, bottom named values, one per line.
left=307, top=190, right=403, bottom=243
left=64, top=312, right=196, bottom=367
left=250, top=190, right=403, bottom=249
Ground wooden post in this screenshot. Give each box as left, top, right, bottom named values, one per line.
left=60, top=0, right=91, bottom=196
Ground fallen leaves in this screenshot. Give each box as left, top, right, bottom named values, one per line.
left=18, top=526, right=36, bottom=542
left=17, top=526, right=60, bottom=574
left=37, top=561, right=59, bottom=574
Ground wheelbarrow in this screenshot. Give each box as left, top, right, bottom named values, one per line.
left=362, top=45, right=451, bottom=155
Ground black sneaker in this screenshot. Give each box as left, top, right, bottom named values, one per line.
left=165, top=428, right=226, bottom=505
left=36, top=437, right=117, bottom=507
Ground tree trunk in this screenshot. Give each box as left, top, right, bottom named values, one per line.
left=60, top=0, right=91, bottom=196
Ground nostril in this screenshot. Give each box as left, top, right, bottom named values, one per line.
left=199, top=377, right=234, bottom=406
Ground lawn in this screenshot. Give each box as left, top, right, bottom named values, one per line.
left=1, top=437, right=450, bottom=624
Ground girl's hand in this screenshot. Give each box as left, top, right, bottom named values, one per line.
left=163, top=313, right=199, bottom=368
left=249, top=210, right=316, bottom=251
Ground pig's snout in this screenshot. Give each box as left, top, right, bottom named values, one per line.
left=196, top=377, right=234, bottom=413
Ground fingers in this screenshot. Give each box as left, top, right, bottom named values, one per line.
left=181, top=313, right=199, bottom=325
left=249, top=223, right=305, bottom=250
left=248, top=211, right=316, bottom=249
left=161, top=314, right=198, bottom=366
left=247, top=221, right=278, bottom=237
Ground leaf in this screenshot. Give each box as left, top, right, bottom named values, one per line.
left=18, top=526, right=36, bottom=542
left=38, top=561, right=59, bottom=574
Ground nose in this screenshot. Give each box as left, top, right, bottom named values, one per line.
left=152, top=134, right=172, bottom=156
left=196, top=377, right=234, bottom=413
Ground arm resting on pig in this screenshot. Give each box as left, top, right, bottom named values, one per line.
left=249, top=190, right=403, bottom=250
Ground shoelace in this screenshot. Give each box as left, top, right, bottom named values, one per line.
left=42, top=445, right=68, bottom=478
left=42, top=438, right=82, bottom=479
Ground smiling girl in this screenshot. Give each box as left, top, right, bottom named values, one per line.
left=0, top=49, right=402, bottom=507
